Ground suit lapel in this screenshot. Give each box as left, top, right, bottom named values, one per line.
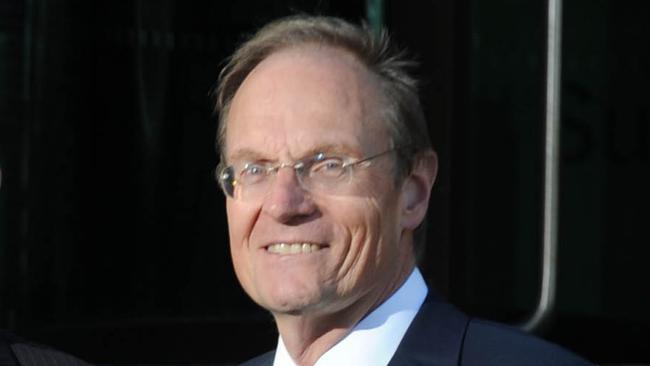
left=388, top=293, right=470, bottom=366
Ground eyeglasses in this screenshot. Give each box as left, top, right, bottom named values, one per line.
left=216, top=147, right=399, bottom=201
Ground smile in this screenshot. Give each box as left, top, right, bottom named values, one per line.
left=266, top=243, right=326, bottom=254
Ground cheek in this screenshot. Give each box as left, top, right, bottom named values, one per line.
left=329, top=197, right=387, bottom=282
left=226, top=200, right=259, bottom=246
left=350, top=191, right=403, bottom=265
left=226, top=200, right=260, bottom=285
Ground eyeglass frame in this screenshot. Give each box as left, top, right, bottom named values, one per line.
left=215, top=146, right=403, bottom=200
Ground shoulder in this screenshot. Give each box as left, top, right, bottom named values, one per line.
left=0, top=329, right=92, bottom=366
left=396, top=294, right=594, bottom=366
left=461, top=319, right=594, bottom=366
left=239, top=350, right=275, bottom=366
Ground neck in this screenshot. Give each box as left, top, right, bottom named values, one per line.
left=273, top=251, right=416, bottom=366
left=274, top=306, right=365, bottom=366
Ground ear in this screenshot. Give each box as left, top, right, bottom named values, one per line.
left=400, top=150, right=438, bottom=230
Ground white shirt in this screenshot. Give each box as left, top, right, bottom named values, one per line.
left=272, top=268, right=428, bottom=366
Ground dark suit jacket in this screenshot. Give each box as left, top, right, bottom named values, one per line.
left=240, top=293, right=594, bottom=365
left=0, top=330, right=91, bottom=366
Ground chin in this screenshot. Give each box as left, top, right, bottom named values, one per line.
left=258, top=286, right=326, bottom=315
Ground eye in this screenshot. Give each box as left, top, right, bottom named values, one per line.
left=239, top=163, right=267, bottom=183
left=310, top=157, right=346, bottom=178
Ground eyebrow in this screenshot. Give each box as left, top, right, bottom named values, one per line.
left=301, top=143, right=360, bottom=158
left=227, top=143, right=361, bottom=163
left=227, top=148, right=265, bottom=164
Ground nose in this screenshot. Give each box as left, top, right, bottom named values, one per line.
left=261, top=166, right=317, bottom=224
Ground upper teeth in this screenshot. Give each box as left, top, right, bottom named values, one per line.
left=267, top=243, right=323, bottom=254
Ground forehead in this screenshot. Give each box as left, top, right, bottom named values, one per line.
left=224, top=45, right=390, bottom=161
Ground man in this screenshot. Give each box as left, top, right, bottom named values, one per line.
left=213, top=15, right=593, bottom=366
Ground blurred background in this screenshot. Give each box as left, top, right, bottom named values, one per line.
left=0, top=0, right=648, bottom=364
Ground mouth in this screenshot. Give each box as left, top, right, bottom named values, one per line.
left=265, top=242, right=327, bottom=255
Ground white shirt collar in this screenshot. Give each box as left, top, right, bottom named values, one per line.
left=273, top=267, right=428, bottom=366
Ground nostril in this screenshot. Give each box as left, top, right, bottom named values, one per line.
left=283, top=210, right=322, bottom=226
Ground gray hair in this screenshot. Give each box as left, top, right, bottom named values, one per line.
left=213, top=15, right=431, bottom=177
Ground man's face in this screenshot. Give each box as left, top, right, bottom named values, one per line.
left=223, top=46, right=415, bottom=317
